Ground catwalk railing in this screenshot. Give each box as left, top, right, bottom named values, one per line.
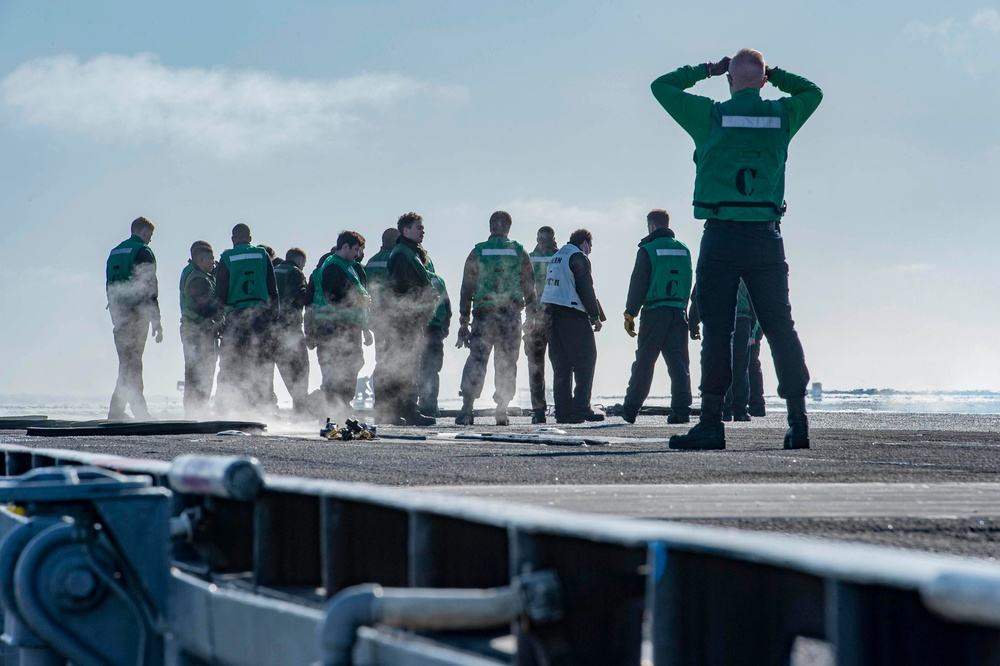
left=0, top=443, right=999, bottom=665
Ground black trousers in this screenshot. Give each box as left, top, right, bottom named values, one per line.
left=548, top=315, right=596, bottom=421
left=274, top=326, right=310, bottom=412
left=748, top=333, right=766, bottom=413
left=316, top=323, right=364, bottom=414
left=381, top=315, right=427, bottom=418
left=217, top=308, right=274, bottom=415
left=524, top=311, right=551, bottom=413
left=725, top=316, right=753, bottom=416
left=696, top=220, right=809, bottom=421
left=181, top=323, right=218, bottom=419
left=417, top=326, right=445, bottom=414
left=459, top=307, right=522, bottom=406
left=623, top=306, right=691, bottom=419
left=109, top=318, right=151, bottom=420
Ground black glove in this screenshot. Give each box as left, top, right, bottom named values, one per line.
left=704, top=57, right=731, bottom=77
left=765, top=65, right=778, bottom=78
left=689, top=323, right=701, bottom=340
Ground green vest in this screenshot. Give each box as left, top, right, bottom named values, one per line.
left=389, top=242, right=432, bottom=287
left=529, top=250, right=555, bottom=301
left=428, top=272, right=449, bottom=328
left=220, top=244, right=271, bottom=310
left=106, top=235, right=149, bottom=285
left=692, top=92, right=790, bottom=222
left=179, top=263, right=216, bottom=325
left=642, top=236, right=692, bottom=311
left=311, top=254, right=370, bottom=327
left=473, top=236, right=525, bottom=308
left=364, top=248, right=392, bottom=307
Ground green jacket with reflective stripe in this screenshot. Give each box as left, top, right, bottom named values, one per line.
left=220, top=244, right=271, bottom=309
left=106, top=235, right=149, bottom=285
left=473, top=237, right=525, bottom=307
left=651, top=65, right=822, bottom=222
left=642, top=236, right=692, bottom=310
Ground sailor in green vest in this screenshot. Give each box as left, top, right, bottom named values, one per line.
left=365, top=227, right=401, bottom=421
left=214, top=223, right=279, bottom=415
left=417, top=270, right=452, bottom=417
left=383, top=212, right=438, bottom=426
left=272, top=248, right=311, bottom=415
left=305, top=231, right=372, bottom=416
left=524, top=226, right=558, bottom=424
left=179, top=241, right=222, bottom=418
left=106, top=216, right=163, bottom=420
left=621, top=209, right=693, bottom=425
left=454, top=211, right=536, bottom=426
left=652, top=48, right=822, bottom=451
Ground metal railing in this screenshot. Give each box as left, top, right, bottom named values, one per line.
left=0, top=442, right=999, bottom=665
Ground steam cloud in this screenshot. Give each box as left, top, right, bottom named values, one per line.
left=1, top=53, right=468, bottom=156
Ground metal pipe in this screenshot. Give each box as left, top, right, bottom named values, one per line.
left=318, top=583, right=522, bottom=666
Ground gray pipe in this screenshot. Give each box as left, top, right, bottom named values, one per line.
left=318, top=583, right=522, bottom=666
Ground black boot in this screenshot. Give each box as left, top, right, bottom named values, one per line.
left=784, top=396, right=809, bottom=449
left=531, top=410, right=546, bottom=424
left=669, top=396, right=725, bottom=450
left=495, top=402, right=509, bottom=426
left=455, top=398, right=475, bottom=426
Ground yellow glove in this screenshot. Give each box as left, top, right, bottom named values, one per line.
left=623, top=312, right=636, bottom=338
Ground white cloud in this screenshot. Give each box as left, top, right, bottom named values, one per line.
left=1, top=53, right=467, bottom=156
left=906, top=9, right=1000, bottom=76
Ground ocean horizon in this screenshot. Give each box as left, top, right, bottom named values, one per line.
left=4, top=388, right=1000, bottom=421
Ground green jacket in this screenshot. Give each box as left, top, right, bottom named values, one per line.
left=219, top=244, right=271, bottom=310
left=106, top=235, right=149, bottom=285
left=641, top=235, right=692, bottom=310
left=312, top=254, right=370, bottom=327
left=651, top=65, right=822, bottom=221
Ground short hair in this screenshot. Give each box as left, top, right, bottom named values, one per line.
left=131, top=216, right=154, bottom=235
left=647, top=209, right=670, bottom=228
left=285, top=247, right=306, bottom=263
left=397, top=212, right=423, bottom=233
left=729, top=48, right=766, bottom=87
left=232, top=223, right=251, bottom=243
left=569, top=229, right=592, bottom=247
left=381, top=227, right=398, bottom=248
left=489, top=210, right=512, bottom=234
left=189, top=240, right=213, bottom=259
left=537, top=226, right=555, bottom=238
left=336, top=230, right=366, bottom=249
left=259, top=244, right=275, bottom=259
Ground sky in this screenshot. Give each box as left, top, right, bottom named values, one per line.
left=1, top=0, right=999, bottom=408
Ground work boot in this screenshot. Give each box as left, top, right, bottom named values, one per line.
left=748, top=406, right=766, bottom=417
left=669, top=395, right=725, bottom=450
left=531, top=410, right=547, bottom=424
left=455, top=399, right=475, bottom=426
left=667, top=412, right=690, bottom=424
left=784, top=396, right=810, bottom=449
left=405, top=411, right=437, bottom=427
left=621, top=409, right=637, bottom=424
left=721, top=407, right=733, bottom=422
left=733, top=413, right=751, bottom=422
left=495, top=403, right=509, bottom=426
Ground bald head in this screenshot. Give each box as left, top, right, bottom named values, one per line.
left=232, top=223, right=251, bottom=245
left=728, top=48, right=766, bottom=91
left=381, top=227, right=397, bottom=250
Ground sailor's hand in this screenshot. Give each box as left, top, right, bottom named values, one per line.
left=592, top=318, right=603, bottom=333
left=623, top=312, right=636, bottom=338
left=689, top=323, right=701, bottom=340
left=363, top=329, right=374, bottom=346
left=152, top=323, right=164, bottom=343
left=704, top=56, right=731, bottom=77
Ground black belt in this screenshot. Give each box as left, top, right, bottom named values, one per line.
left=705, top=219, right=778, bottom=231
